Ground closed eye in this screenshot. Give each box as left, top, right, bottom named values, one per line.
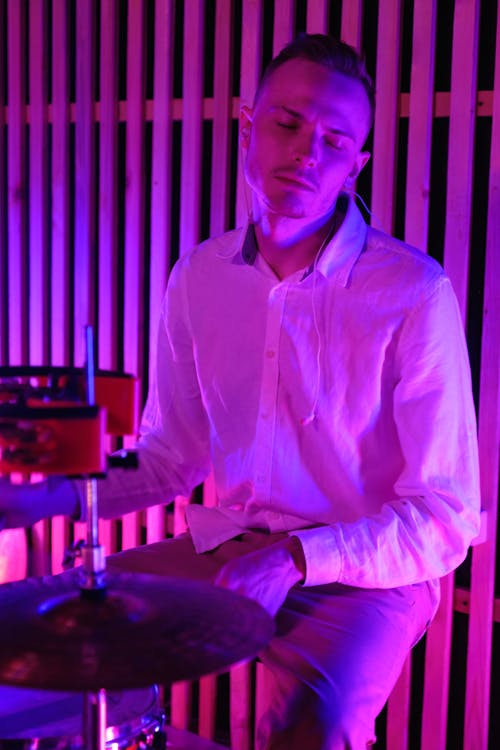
left=277, top=121, right=298, bottom=130
left=325, top=135, right=349, bottom=150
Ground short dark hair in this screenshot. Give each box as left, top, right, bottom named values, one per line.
left=255, top=33, right=375, bottom=127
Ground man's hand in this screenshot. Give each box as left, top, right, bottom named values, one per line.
left=0, top=476, right=79, bottom=530
left=214, top=536, right=306, bottom=616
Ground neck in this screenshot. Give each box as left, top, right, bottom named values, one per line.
left=252, top=210, right=337, bottom=280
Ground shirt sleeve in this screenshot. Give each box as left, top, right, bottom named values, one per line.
left=88, top=259, right=212, bottom=520
left=292, top=276, right=481, bottom=588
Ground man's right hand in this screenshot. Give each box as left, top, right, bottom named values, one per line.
left=0, top=476, right=79, bottom=530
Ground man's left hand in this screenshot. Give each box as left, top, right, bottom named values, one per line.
left=214, top=536, right=306, bottom=616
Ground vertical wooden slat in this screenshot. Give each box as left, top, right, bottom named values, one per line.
left=198, top=469, right=220, bottom=738
left=28, top=0, right=49, bottom=365
left=121, top=0, right=146, bottom=551
left=254, top=661, right=271, bottom=737
left=145, top=0, right=174, bottom=544
left=230, top=661, right=253, bottom=750
left=0, top=0, right=5, bottom=362
left=371, top=0, right=402, bottom=234
left=198, top=470, right=219, bottom=739
left=420, top=574, right=454, bottom=749
left=123, top=0, right=145, bottom=377
left=74, top=0, right=96, bottom=364
left=98, top=0, right=119, bottom=374
left=272, top=0, right=294, bottom=56
left=171, top=3, right=205, bottom=726
left=170, top=499, right=192, bottom=732
left=404, top=0, right=437, bottom=251
left=464, top=8, right=500, bottom=748
left=50, top=0, right=71, bottom=575
left=387, top=657, right=411, bottom=750
left=306, top=0, right=328, bottom=34
left=210, top=0, right=233, bottom=236
left=97, top=0, right=120, bottom=557
left=0, top=528, right=27, bottom=583
left=179, top=0, right=204, bottom=254
left=340, top=0, right=364, bottom=203
left=5, top=2, right=31, bottom=577
left=51, top=0, right=71, bottom=366
left=420, top=3, right=479, bottom=750
left=72, top=0, right=96, bottom=550
left=443, top=0, right=480, bottom=323
left=27, top=0, right=52, bottom=578
left=7, top=0, right=28, bottom=364
left=198, top=673, right=217, bottom=740
left=232, top=8, right=264, bottom=743
left=170, top=679, right=192, bottom=733
left=374, top=4, right=405, bottom=742
left=340, top=0, right=363, bottom=50
left=236, top=0, right=263, bottom=225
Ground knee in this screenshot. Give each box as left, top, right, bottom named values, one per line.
left=256, top=685, right=374, bottom=750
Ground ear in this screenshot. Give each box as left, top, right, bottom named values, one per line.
left=239, top=105, right=253, bottom=150
left=344, top=150, right=371, bottom=189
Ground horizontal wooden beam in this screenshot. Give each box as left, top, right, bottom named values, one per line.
left=1, top=90, right=495, bottom=125
left=455, top=587, right=500, bottom=622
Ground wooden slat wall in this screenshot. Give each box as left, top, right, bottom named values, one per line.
left=1, top=1, right=499, bottom=748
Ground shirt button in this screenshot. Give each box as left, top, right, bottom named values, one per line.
left=266, top=350, right=276, bottom=358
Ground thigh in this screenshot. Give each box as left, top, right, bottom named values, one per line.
left=257, top=581, right=437, bottom=749
left=105, top=530, right=289, bottom=583
left=105, top=533, right=220, bottom=582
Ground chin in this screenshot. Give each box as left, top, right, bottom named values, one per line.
left=264, top=195, right=309, bottom=219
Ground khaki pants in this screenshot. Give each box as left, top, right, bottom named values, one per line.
left=107, top=532, right=438, bottom=750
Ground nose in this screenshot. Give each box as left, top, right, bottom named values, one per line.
left=293, top=131, right=319, bottom=167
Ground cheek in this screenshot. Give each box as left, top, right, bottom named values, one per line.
left=243, top=144, right=266, bottom=193
left=252, top=123, right=288, bottom=158
left=246, top=134, right=278, bottom=181
left=321, top=152, right=356, bottom=181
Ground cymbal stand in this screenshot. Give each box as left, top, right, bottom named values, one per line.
left=81, top=325, right=107, bottom=750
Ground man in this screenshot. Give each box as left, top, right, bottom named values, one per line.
left=0, top=35, right=480, bottom=749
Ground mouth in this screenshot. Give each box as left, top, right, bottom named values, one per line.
left=273, top=174, right=316, bottom=192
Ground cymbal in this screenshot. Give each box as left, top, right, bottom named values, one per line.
left=0, top=572, right=274, bottom=691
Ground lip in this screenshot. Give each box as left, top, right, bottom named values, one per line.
left=273, top=174, right=316, bottom=191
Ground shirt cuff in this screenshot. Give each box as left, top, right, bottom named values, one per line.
left=290, top=526, right=342, bottom=586
left=46, top=476, right=83, bottom=521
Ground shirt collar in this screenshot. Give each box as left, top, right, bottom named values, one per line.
left=241, top=223, right=258, bottom=265
left=314, top=193, right=368, bottom=287
left=236, top=193, right=367, bottom=288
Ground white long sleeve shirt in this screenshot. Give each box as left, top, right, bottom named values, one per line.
left=95, top=195, right=480, bottom=589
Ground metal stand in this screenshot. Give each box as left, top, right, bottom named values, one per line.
left=81, top=327, right=107, bottom=750
left=84, top=689, right=107, bottom=750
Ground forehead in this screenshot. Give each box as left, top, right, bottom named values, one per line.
left=256, top=58, right=371, bottom=142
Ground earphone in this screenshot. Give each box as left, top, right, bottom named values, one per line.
left=300, top=413, right=316, bottom=426
left=299, top=221, right=329, bottom=427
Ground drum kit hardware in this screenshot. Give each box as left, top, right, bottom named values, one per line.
left=0, top=329, right=275, bottom=750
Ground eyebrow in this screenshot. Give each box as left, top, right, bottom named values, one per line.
left=275, top=105, right=355, bottom=141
